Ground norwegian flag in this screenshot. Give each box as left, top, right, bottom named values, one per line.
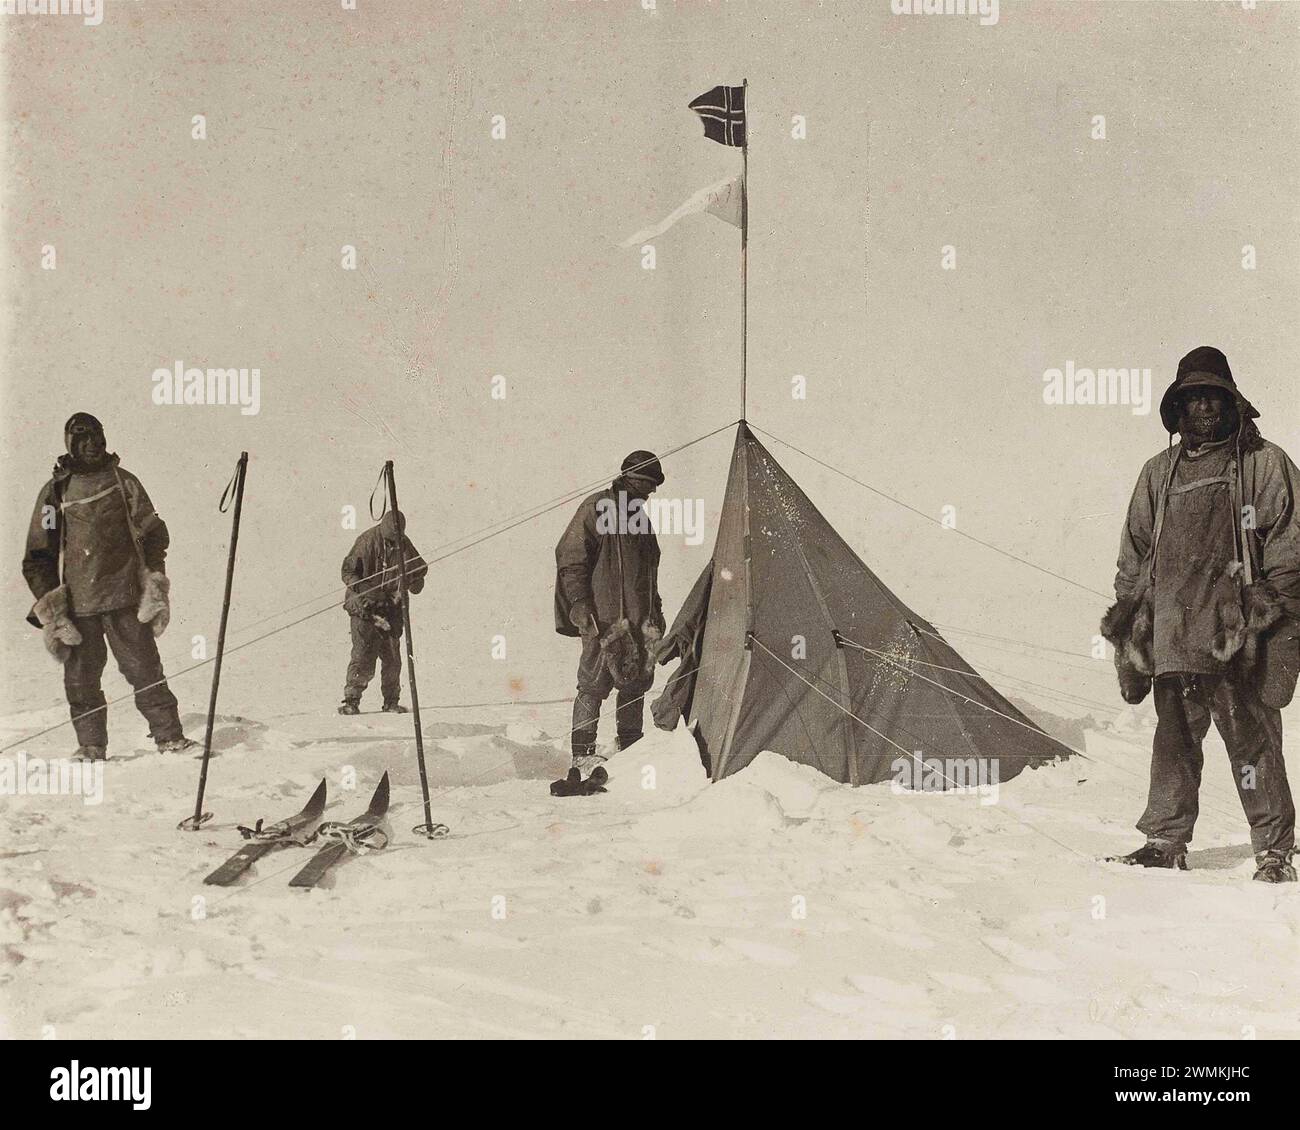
left=688, top=85, right=746, bottom=148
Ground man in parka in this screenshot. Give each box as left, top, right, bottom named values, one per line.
left=339, top=510, right=427, bottom=715
left=22, top=413, right=195, bottom=760
left=554, top=450, right=666, bottom=772
left=1105, top=347, right=1299, bottom=882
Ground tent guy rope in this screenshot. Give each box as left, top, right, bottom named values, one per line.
left=7, top=417, right=1120, bottom=765
left=1, top=422, right=737, bottom=752
left=750, top=421, right=1113, bottom=602
left=748, top=637, right=1096, bottom=862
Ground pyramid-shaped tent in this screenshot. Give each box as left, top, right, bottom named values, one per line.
left=655, top=424, right=1070, bottom=785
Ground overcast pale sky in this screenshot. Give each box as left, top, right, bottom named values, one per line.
left=3, top=0, right=1297, bottom=715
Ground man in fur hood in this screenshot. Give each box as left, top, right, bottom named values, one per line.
left=1104, top=347, right=1299, bottom=882
left=339, top=509, right=427, bottom=715
left=554, top=450, right=666, bottom=774
left=22, top=413, right=195, bottom=760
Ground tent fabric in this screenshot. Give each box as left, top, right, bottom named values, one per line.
left=651, top=558, right=712, bottom=736
left=654, top=423, right=1070, bottom=785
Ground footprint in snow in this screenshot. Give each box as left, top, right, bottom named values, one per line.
left=846, top=973, right=930, bottom=1006
left=808, top=991, right=871, bottom=1015
left=981, top=934, right=1065, bottom=971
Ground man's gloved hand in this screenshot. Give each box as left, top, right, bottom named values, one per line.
left=569, top=600, right=599, bottom=639
left=372, top=614, right=391, bottom=632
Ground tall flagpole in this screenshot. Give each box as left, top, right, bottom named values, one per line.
left=740, top=78, right=748, bottom=423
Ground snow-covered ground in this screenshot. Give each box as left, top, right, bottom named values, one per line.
left=3, top=690, right=1297, bottom=1040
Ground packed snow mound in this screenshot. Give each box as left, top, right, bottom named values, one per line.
left=631, top=751, right=844, bottom=840
left=726, top=751, right=844, bottom=818
left=593, top=726, right=712, bottom=803
left=423, top=728, right=565, bottom=786
left=2, top=696, right=1298, bottom=1039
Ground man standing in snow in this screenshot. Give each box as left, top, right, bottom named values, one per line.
left=22, top=413, right=196, bottom=760
left=339, top=510, right=427, bottom=715
left=1105, top=347, right=1299, bottom=882
left=554, top=450, right=666, bottom=775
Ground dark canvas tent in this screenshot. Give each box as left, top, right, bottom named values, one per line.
left=653, top=423, right=1070, bottom=785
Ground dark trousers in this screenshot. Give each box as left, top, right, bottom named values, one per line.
left=1140, top=673, right=1295, bottom=855
left=65, top=608, right=182, bottom=747
left=344, top=614, right=402, bottom=704
left=571, top=633, right=654, bottom=754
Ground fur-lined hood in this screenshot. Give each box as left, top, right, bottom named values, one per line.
left=1157, top=346, right=1260, bottom=435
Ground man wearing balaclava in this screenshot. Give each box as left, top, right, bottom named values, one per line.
left=554, top=450, right=666, bottom=779
left=339, top=509, right=427, bottom=714
left=22, top=414, right=195, bottom=759
left=1104, top=347, right=1299, bottom=882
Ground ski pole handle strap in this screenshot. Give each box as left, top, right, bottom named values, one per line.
left=369, top=466, right=389, bottom=521
left=218, top=458, right=242, bottom=514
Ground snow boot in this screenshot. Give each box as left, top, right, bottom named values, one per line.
left=572, top=747, right=607, bottom=778
left=1252, top=851, right=1297, bottom=883
left=381, top=701, right=409, bottom=714
left=553, top=744, right=610, bottom=796
left=1111, top=840, right=1188, bottom=870
left=157, top=736, right=199, bottom=754
left=338, top=701, right=360, bottom=716
left=73, top=744, right=106, bottom=761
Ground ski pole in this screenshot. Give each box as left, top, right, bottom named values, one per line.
left=179, top=451, right=248, bottom=831
left=382, top=460, right=439, bottom=838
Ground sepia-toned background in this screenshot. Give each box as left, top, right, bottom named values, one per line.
left=3, top=0, right=1297, bottom=723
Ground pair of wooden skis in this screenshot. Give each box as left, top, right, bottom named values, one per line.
left=202, top=773, right=393, bottom=889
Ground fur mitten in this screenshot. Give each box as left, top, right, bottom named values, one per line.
left=1210, top=561, right=1247, bottom=663
left=1237, top=582, right=1286, bottom=672
left=1209, top=572, right=1291, bottom=698
left=137, top=567, right=170, bottom=637
left=640, top=618, right=663, bottom=678
left=33, top=585, right=82, bottom=664
left=599, top=618, right=643, bottom=688
left=1100, top=582, right=1154, bottom=704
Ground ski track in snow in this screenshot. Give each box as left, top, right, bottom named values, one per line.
left=1, top=703, right=1298, bottom=1040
